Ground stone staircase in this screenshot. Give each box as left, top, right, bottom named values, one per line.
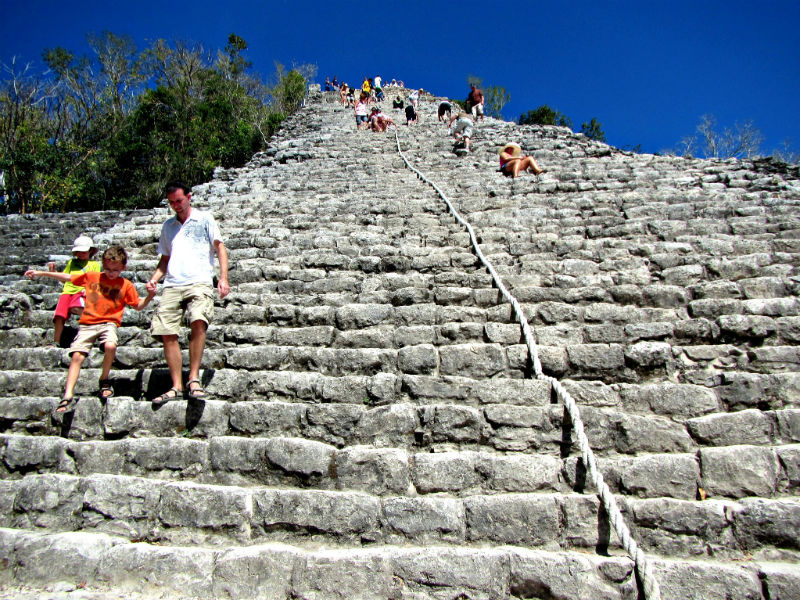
left=0, top=88, right=798, bottom=599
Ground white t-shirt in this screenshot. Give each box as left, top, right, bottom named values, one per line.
left=374, top=76, right=382, bottom=89
left=157, top=208, right=223, bottom=287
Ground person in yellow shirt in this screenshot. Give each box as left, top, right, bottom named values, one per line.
left=45, top=235, right=100, bottom=346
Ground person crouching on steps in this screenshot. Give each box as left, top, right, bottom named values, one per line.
left=25, top=246, right=155, bottom=415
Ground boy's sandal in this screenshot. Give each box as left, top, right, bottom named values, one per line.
left=152, top=387, right=180, bottom=406
left=54, top=396, right=77, bottom=414
left=186, top=379, right=207, bottom=400
left=98, top=379, right=114, bottom=399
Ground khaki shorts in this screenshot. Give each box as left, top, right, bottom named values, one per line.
left=70, top=322, right=118, bottom=355
left=151, top=283, right=215, bottom=336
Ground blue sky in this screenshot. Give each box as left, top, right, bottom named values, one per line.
left=2, top=0, right=798, bottom=156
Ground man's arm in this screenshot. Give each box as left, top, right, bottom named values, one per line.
left=146, top=255, right=170, bottom=294
left=214, top=240, right=230, bottom=299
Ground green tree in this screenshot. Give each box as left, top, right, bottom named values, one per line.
left=580, top=118, right=606, bottom=142
left=484, top=85, right=510, bottom=119
left=519, top=105, right=572, bottom=128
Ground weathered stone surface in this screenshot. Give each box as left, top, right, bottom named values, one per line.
left=464, top=494, right=560, bottom=544
left=700, top=445, right=780, bottom=498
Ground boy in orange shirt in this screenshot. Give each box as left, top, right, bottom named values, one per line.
left=25, top=245, right=155, bottom=414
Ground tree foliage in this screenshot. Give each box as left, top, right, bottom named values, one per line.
left=519, top=105, right=572, bottom=128
left=0, top=33, right=312, bottom=213
left=580, top=117, right=606, bottom=142
left=679, top=114, right=763, bottom=160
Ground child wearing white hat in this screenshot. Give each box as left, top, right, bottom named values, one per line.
left=44, top=235, right=100, bottom=345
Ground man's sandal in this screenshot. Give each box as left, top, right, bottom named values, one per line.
left=186, top=379, right=207, bottom=401
left=54, top=396, right=77, bottom=415
left=152, top=387, right=180, bottom=406
left=98, top=379, right=114, bottom=399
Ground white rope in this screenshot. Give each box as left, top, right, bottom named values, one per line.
left=393, top=130, right=662, bottom=600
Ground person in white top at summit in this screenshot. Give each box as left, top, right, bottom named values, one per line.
left=147, top=182, right=230, bottom=404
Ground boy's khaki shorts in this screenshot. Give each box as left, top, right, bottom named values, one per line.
left=69, top=322, right=118, bottom=355
left=151, top=283, right=215, bottom=336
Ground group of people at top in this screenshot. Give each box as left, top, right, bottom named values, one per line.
left=346, top=78, right=545, bottom=177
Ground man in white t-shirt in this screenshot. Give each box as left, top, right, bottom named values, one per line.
left=147, top=182, right=230, bottom=404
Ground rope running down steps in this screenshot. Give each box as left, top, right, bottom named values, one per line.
left=392, top=128, right=662, bottom=600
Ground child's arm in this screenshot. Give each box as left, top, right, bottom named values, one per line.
left=24, top=269, right=72, bottom=283
left=135, top=288, right=157, bottom=311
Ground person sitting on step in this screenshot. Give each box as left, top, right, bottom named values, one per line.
left=499, top=142, right=545, bottom=178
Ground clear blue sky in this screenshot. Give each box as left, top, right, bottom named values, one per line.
left=2, top=0, right=798, bottom=156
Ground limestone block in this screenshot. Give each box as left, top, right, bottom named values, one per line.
left=412, top=451, right=480, bottom=493
left=426, top=404, right=485, bottom=443
left=464, top=493, right=560, bottom=544
left=228, top=401, right=304, bottom=436
left=158, top=482, right=252, bottom=540
left=743, top=297, right=800, bottom=317
left=1, top=435, right=70, bottom=472
left=253, top=489, right=380, bottom=536
left=620, top=382, right=718, bottom=418
left=614, top=413, right=694, bottom=453
left=356, top=403, right=418, bottom=446
left=391, top=547, right=509, bottom=599
left=402, top=374, right=471, bottom=402
left=11, top=530, right=121, bottom=586
left=291, top=550, right=394, bottom=600
left=689, top=298, right=744, bottom=319
left=226, top=346, right=289, bottom=370
left=305, top=404, right=363, bottom=446
left=643, top=284, right=690, bottom=308
left=700, top=445, right=779, bottom=498
left=335, top=446, right=410, bottom=495
left=776, top=316, right=800, bottom=343
left=484, top=322, right=522, bottom=344
left=82, top=473, right=161, bottom=523
left=99, top=543, right=216, bottom=598
left=777, top=445, right=800, bottom=491
left=472, top=377, right=551, bottom=406
left=13, top=474, right=82, bottom=530
left=397, top=343, right=437, bottom=374
left=567, top=344, right=625, bottom=372
left=212, top=544, right=299, bottom=599
left=335, top=303, right=393, bottom=329
left=478, top=453, right=563, bottom=493
left=687, top=409, right=772, bottom=446
left=775, top=411, right=800, bottom=443
left=731, top=498, right=800, bottom=551
left=265, top=438, right=335, bottom=478
left=627, top=497, right=733, bottom=557
left=653, top=559, right=762, bottom=600
left=759, top=562, right=800, bottom=600
left=438, top=343, right=506, bottom=378
left=382, top=496, right=465, bottom=540
left=319, top=375, right=369, bottom=403
left=615, top=454, right=699, bottom=499
left=508, top=549, right=636, bottom=600
left=624, top=341, right=672, bottom=368
left=394, top=325, right=436, bottom=346
left=717, top=314, right=777, bottom=339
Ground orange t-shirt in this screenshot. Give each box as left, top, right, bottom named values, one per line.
left=71, top=272, right=141, bottom=326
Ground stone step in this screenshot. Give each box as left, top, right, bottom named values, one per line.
left=1, top=473, right=798, bottom=561
left=3, top=527, right=797, bottom=600
left=1, top=433, right=798, bottom=500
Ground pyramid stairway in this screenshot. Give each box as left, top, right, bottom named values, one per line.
left=0, top=87, right=798, bottom=599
